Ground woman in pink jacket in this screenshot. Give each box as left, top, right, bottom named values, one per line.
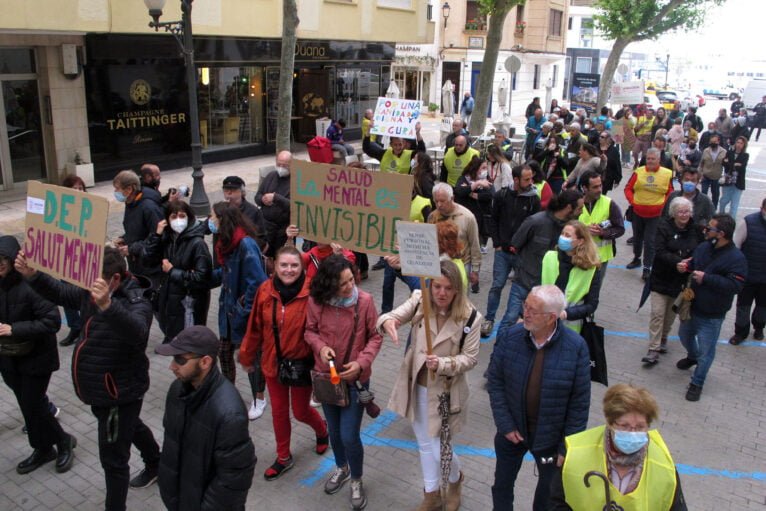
left=304, top=254, right=382, bottom=510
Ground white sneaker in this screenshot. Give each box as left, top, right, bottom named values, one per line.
left=310, top=398, right=322, bottom=408
left=480, top=244, right=488, bottom=254
left=248, top=398, right=267, bottom=421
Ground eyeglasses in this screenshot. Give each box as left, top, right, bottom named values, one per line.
left=522, top=304, right=553, bottom=316
left=703, top=226, right=720, bottom=233
left=173, top=354, right=201, bottom=366
left=613, top=421, right=649, bottom=432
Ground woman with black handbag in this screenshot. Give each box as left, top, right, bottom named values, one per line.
left=240, top=246, right=329, bottom=481
left=0, top=236, right=76, bottom=475
left=304, top=255, right=382, bottom=510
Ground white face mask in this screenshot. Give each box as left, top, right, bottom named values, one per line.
left=276, top=166, right=289, bottom=178
left=170, top=218, right=188, bottom=234
left=410, top=159, right=417, bottom=169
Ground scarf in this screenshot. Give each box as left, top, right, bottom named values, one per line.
left=604, top=427, right=646, bottom=494
left=215, top=226, right=248, bottom=265
left=274, top=273, right=305, bottom=305
left=329, top=285, right=358, bottom=308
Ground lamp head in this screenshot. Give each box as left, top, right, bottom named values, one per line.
left=144, top=0, right=166, bottom=27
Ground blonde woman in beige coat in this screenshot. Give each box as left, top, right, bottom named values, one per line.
left=377, top=260, right=481, bottom=511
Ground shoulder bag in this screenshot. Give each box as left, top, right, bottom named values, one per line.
left=311, top=301, right=359, bottom=407
left=273, top=298, right=313, bottom=387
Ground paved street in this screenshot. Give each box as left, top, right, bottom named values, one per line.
left=1, top=104, right=765, bottom=510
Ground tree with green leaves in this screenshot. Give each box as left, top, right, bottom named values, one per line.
left=468, top=0, right=524, bottom=136
left=594, top=0, right=724, bottom=111
left=277, top=0, right=298, bottom=152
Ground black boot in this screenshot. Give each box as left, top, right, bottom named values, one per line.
left=55, top=433, right=77, bottom=473
left=16, top=448, right=56, bottom=474
left=59, top=329, right=80, bottom=347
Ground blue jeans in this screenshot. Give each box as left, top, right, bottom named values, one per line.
left=381, top=262, right=420, bottom=313
left=491, top=432, right=558, bottom=511
left=322, top=383, right=367, bottom=479
left=486, top=251, right=517, bottom=321
left=678, top=315, right=724, bottom=387
left=701, top=177, right=720, bottom=209
left=498, top=283, right=529, bottom=333
left=718, top=186, right=743, bottom=218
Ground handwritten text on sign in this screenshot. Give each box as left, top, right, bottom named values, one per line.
left=396, top=222, right=441, bottom=279
left=24, top=181, right=108, bottom=290
left=291, top=160, right=413, bottom=254
left=370, top=97, right=422, bottom=138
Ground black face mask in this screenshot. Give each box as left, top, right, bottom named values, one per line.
left=710, top=143, right=719, bottom=149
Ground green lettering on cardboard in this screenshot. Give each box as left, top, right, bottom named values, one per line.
left=79, top=198, right=93, bottom=237
left=59, top=194, right=75, bottom=232
left=44, top=190, right=57, bottom=225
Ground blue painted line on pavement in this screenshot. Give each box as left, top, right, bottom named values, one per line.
left=605, top=329, right=766, bottom=348
left=301, top=409, right=766, bottom=485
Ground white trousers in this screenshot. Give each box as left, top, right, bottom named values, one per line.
left=411, top=384, right=461, bottom=492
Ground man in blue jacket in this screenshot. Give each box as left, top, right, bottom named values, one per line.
left=487, top=285, right=591, bottom=511
left=676, top=214, right=747, bottom=401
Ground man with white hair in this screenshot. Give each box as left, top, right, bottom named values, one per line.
left=255, top=151, right=292, bottom=257
left=487, top=285, right=591, bottom=511
left=428, top=183, right=482, bottom=292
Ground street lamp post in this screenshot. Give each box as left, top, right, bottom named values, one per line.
left=665, top=53, right=670, bottom=88
left=442, top=2, right=451, bottom=29
left=143, top=0, right=209, bottom=216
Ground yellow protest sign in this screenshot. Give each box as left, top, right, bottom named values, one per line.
left=24, top=181, right=109, bottom=290
left=290, top=160, right=413, bottom=255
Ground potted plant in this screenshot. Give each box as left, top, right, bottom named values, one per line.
left=428, top=103, right=439, bottom=117
left=515, top=21, right=526, bottom=35
left=64, top=152, right=95, bottom=187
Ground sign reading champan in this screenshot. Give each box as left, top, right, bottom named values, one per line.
left=24, top=181, right=109, bottom=290
left=290, top=160, right=413, bottom=255
left=370, top=97, right=422, bottom=139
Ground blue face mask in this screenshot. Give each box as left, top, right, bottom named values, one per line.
left=114, top=191, right=126, bottom=202
left=558, top=235, right=574, bottom=252
left=208, top=218, right=218, bottom=234
left=612, top=430, right=649, bottom=454
left=682, top=181, right=696, bottom=194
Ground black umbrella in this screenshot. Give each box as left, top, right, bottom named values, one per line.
left=637, top=276, right=652, bottom=312
left=583, top=471, right=614, bottom=511
left=437, top=391, right=453, bottom=490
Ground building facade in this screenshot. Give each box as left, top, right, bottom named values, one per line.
left=0, top=0, right=431, bottom=191
left=391, top=0, right=568, bottom=125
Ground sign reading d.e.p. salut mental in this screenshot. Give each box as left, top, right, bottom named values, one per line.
left=396, top=221, right=441, bottom=279
left=24, top=181, right=109, bottom=290
left=370, top=97, right=422, bottom=138
left=291, top=160, right=413, bottom=255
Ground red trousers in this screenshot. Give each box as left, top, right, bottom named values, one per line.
left=265, top=376, right=327, bottom=460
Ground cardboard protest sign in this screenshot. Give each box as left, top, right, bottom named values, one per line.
left=24, top=181, right=108, bottom=290
left=291, top=160, right=413, bottom=255
left=610, top=118, right=625, bottom=144
left=610, top=80, right=644, bottom=105
left=370, top=97, right=422, bottom=138
left=396, top=222, right=441, bottom=279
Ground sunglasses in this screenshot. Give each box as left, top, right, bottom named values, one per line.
left=703, top=226, right=720, bottom=233
left=173, top=354, right=202, bottom=366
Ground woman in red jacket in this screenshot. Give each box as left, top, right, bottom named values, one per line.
left=240, top=246, right=329, bottom=480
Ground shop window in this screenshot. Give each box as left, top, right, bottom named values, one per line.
left=335, top=67, right=379, bottom=129
left=198, top=66, right=264, bottom=149
left=549, top=9, right=563, bottom=37
left=0, top=49, right=36, bottom=75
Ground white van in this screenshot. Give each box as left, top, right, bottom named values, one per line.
left=742, top=79, right=766, bottom=110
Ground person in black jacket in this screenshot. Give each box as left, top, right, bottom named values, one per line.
left=454, top=155, right=493, bottom=258
left=142, top=200, right=212, bottom=343
left=156, top=326, right=256, bottom=511
left=221, top=175, right=268, bottom=252
left=597, top=131, right=622, bottom=193
left=676, top=214, right=747, bottom=401
left=112, top=170, right=164, bottom=287
left=16, top=247, right=161, bottom=511
left=0, top=236, right=76, bottom=475
left=481, top=164, right=541, bottom=337
left=255, top=151, right=292, bottom=258
left=641, top=197, right=702, bottom=365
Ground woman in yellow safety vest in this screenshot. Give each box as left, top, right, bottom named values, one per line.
left=549, top=383, right=687, bottom=511
left=540, top=220, right=601, bottom=333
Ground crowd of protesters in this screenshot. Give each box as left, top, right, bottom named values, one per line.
left=2, top=91, right=762, bottom=511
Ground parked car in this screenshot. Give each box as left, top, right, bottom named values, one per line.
left=656, top=90, right=679, bottom=111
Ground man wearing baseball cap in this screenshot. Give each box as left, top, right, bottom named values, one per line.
left=220, top=175, right=267, bottom=250
left=155, top=325, right=256, bottom=510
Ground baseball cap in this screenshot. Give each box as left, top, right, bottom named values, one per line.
left=155, top=326, right=219, bottom=357
left=222, top=176, right=245, bottom=189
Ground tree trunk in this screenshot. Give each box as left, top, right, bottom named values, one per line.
left=596, top=37, right=630, bottom=112
left=468, top=2, right=512, bottom=136
left=277, top=0, right=299, bottom=152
